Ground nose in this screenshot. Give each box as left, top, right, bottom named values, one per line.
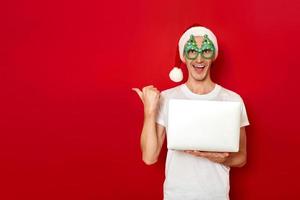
left=195, top=53, right=203, bottom=63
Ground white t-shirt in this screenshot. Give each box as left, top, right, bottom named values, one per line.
left=156, top=83, right=250, bottom=200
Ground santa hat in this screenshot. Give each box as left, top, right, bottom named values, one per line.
left=169, top=26, right=219, bottom=82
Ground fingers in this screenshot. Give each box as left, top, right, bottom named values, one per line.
left=204, top=152, right=229, bottom=158
left=132, top=88, right=143, bottom=102
left=142, top=85, right=159, bottom=93
left=132, top=86, right=159, bottom=95
left=132, top=85, right=160, bottom=103
left=184, top=150, right=230, bottom=158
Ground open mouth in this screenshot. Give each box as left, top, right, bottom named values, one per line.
left=192, top=63, right=206, bottom=73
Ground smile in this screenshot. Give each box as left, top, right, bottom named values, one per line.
left=192, top=63, right=206, bottom=73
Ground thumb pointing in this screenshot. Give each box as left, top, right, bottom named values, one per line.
left=132, top=88, right=143, bottom=102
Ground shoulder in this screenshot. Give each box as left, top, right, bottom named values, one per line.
left=219, top=85, right=244, bottom=102
left=160, top=84, right=183, bottom=98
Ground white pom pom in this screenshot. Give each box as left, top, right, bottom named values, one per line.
left=169, top=67, right=183, bottom=82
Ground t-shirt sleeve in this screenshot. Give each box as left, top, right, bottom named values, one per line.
left=155, top=92, right=167, bottom=127
left=239, top=97, right=250, bottom=127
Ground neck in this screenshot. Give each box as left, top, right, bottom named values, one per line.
left=185, top=76, right=216, bottom=95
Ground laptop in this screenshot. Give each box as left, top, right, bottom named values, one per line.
left=167, top=99, right=241, bottom=152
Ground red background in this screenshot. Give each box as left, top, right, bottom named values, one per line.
left=1, top=0, right=300, bottom=199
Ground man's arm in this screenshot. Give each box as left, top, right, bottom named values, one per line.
left=132, top=86, right=166, bottom=165
left=222, top=127, right=247, bottom=167
left=140, top=120, right=166, bottom=165
left=185, top=127, right=247, bottom=167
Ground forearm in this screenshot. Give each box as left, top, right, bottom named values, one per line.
left=222, top=151, right=247, bottom=167
left=140, top=112, right=159, bottom=164
left=223, top=127, right=247, bottom=167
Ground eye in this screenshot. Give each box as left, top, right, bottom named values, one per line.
left=202, top=49, right=214, bottom=58
left=186, top=49, right=198, bottom=59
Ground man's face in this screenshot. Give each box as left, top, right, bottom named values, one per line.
left=183, top=36, right=214, bottom=82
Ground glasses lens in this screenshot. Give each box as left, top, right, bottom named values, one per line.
left=186, top=49, right=198, bottom=59
left=202, top=49, right=214, bottom=59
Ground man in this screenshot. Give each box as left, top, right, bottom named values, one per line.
left=132, top=26, right=250, bottom=200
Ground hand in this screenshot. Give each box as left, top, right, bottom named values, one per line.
left=184, top=150, right=230, bottom=164
left=132, top=85, right=160, bottom=115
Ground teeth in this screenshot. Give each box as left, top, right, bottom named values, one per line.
left=194, top=64, right=205, bottom=68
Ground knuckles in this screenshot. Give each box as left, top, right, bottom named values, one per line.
left=142, top=85, right=160, bottom=95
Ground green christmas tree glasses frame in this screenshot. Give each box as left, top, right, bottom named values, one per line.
left=184, top=34, right=216, bottom=60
